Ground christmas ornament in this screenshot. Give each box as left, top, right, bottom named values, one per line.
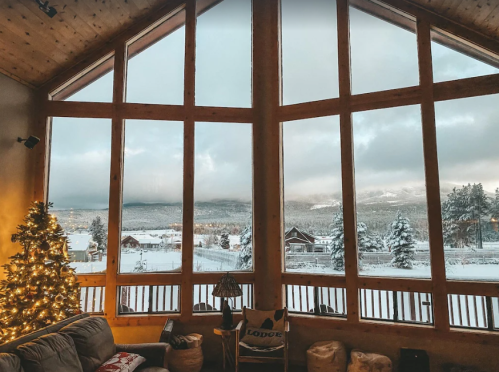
left=55, top=294, right=64, bottom=304
left=60, top=266, right=70, bottom=277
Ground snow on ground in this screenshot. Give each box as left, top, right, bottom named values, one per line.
left=72, top=249, right=239, bottom=273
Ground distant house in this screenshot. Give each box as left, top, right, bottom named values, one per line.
left=121, top=234, right=162, bottom=249
left=285, top=227, right=326, bottom=253
left=67, top=234, right=99, bottom=262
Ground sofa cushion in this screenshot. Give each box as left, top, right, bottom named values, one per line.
left=60, top=316, right=116, bottom=372
left=16, top=333, right=83, bottom=372
left=0, top=353, right=24, bottom=372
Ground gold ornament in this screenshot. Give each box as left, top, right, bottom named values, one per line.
left=55, top=294, right=64, bottom=304
left=9, top=264, right=17, bottom=272
left=40, top=241, right=50, bottom=251
left=60, top=266, right=70, bottom=277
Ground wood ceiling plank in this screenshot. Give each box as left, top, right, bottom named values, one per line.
left=6, top=2, right=87, bottom=53
left=89, top=0, right=126, bottom=31
left=471, top=1, right=499, bottom=27
left=54, top=3, right=101, bottom=43
left=0, top=6, right=70, bottom=66
left=0, top=52, right=46, bottom=85
left=65, top=0, right=115, bottom=40
left=0, top=38, right=50, bottom=80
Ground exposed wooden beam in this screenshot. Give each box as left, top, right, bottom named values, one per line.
left=337, top=0, right=360, bottom=325
left=180, top=0, right=196, bottom=322
left=252, top=0, right=282, bottom=311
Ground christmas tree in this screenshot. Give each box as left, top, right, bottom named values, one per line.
left=388, top=211, right=415, bottom=269
left=236, top=225, right=252, bottom=270
left=0, top=202, right=80, bottom=344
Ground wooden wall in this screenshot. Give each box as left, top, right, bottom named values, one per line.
left=111, top=322, right=499, bottom=371
left=0, top=74, right=37, bottom=281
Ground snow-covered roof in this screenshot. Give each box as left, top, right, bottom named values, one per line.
left=67, top=234, right=92, bottom=251
left=125, top=234, right=162, bottom=245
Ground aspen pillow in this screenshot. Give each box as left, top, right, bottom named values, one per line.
left=241, top=327, right=284, bottom=347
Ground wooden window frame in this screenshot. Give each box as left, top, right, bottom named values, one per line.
left=35, top=0, right=499, bottom=342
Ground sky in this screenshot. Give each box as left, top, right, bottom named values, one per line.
left=49, top=0, right=499, bottom=210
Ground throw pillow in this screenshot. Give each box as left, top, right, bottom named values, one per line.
left=17, top=333, right=83, bottom=372
left=240, top=327, right=284, bottom=347
left=96, top=352, right=146, bottom=372
left=244, top=309, right=285, bottom=331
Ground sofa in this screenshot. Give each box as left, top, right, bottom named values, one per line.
left=0, top=313, right=170, bottom=372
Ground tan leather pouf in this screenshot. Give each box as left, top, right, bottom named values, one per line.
left=347, top=349, right=392, bottom=372
left=307, top=340, right=347, bottom=372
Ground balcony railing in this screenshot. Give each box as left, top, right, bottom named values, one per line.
left=448, top=294, right=499, bottom=330
left=118, top=285, right=180, bottom=314
left=193, top=283, right=253, bottom=312
left=79, top=286, right=105, bottom=314
left=359, top=289, right=433, bottom=325
left=285, top=285, right=347, bottom=317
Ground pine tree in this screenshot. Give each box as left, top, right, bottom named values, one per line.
left=388, top=212, right=415, bottom=269
left=357, top=222, right=384, bottom=252
left=220, top=232, right=230, bottom=250
left=469, top=183, right=491, bottom=249
left=491, top=188, right=499, bottom=221
left=330, top=208, right=345, bottom=271
left=0, top=202, right=80, bottom=344
left=89, top=216, right=106, bottom=252
left=442, top=186, right=473, bottom=248
left=236, top=225, right=252, bottom=270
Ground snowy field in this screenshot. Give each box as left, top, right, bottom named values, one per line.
left=72, top=249, right=240, bottom=273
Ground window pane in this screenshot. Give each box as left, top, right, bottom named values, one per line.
left=49, top=118, right=111, bottom=274
left=55, top=57, right=114, bottom=102
left=435, top=94, right=499, bottom=281
left=120, top=120, right=183, bottom=273
left=196, top=0, right=251, bottom=107
left=126, top=11, right=185, bottom=105
left=281, top=0, right=338, bottom=105
left=194, top=122, right=252, bottom=272
left=283, top=116, right=343, bottom=274
left=432, top=31, right=499, bottom=83
left=353, top=105, right=430, bottom=278
left=350, top=7, right=418, bottom=94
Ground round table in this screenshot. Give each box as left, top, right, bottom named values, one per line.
left=214, top=326, right=236, bottom=371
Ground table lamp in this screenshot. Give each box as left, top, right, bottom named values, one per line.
left=212, top=272, right=243, bottom=330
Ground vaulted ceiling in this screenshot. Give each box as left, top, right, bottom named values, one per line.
left=1, top=0, right=499, bottom=89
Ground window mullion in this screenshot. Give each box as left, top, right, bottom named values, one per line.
left=416, top=18, right=449, bottom=332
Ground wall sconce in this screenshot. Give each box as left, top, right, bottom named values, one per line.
left=35, top=0, right=57, bottom=18
left=17, top=136, right=40, bottom=150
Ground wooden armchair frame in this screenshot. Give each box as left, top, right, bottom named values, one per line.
left=235, top=307, right=290, bottom=372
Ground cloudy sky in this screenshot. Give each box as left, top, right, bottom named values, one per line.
left=49, top=0, right=499, bottom=210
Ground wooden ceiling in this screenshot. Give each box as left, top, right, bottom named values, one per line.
left=0, top=0, right=167, bottom=88
left=1, top=0, right=499, bottom=89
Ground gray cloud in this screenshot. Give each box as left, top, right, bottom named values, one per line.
left=50, top=0, right=499, bottom=209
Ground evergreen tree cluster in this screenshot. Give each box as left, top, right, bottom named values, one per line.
left=329, top=206, right=415, bottom=270
left=442, top=184, right=499, bottom=249
left=0, top=202, right=80, bottom=344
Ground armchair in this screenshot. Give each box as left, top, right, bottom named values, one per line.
left=235, top=307, right=290, bottom=372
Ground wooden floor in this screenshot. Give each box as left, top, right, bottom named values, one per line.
left=201, top=362, right=305, bottom=372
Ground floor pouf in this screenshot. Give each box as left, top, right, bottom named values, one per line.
left=307, top=340, right=347, bottom=372
left=348, top=349, right=392, bottom=372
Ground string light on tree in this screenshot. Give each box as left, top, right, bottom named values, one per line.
left=0, top=202, right=81, bottom=344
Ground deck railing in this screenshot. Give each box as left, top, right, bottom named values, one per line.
left=118, top=285, right=180, bottom=314
left=285, top=285, right=347, bottom=316
left=193, top=283, right=253, bottom=312
left=79, top=286, right=105, bottom=314
left=360, top=289, right=433, bottom=324
left=448, top=294, right=499, bottom=330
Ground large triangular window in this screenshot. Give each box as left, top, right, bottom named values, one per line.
left=431, top=29, right=499, bottom=82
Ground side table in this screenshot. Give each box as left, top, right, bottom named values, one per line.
left=214, top=326, right=236, bottom=371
